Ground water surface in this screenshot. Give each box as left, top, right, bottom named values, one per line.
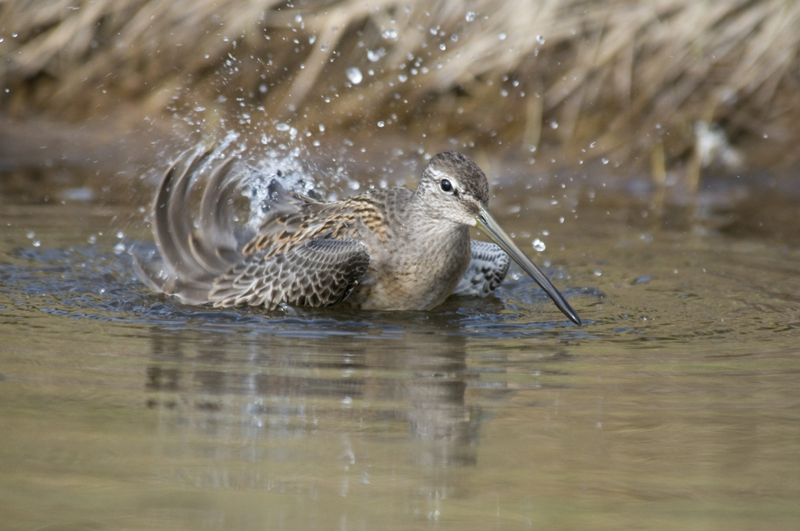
left=1, top=174, right=799, bottom=530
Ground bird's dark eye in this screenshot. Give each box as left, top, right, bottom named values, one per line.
left=440, top=179, right=453, bottom=192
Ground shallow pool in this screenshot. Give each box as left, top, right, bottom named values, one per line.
left=1, top=167, right=799, bottom=530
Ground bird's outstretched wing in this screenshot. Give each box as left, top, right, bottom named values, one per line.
left=209, top=238, right=370, bottom=309
left=452, top=240, right=509, bottom=297
left=134, top=152, right=372, bottom=310
left=132, top=150, right=251, bottom=304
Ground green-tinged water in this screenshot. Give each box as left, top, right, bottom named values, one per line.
left=1, top=175, right=799, bottom=530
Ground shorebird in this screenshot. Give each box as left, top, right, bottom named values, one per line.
left=133, top=150, right=581, bottom=325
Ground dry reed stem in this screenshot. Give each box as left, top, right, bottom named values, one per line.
left=1, top=0, right=798, bottom=171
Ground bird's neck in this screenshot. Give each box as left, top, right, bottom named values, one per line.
left=358, top=189, right=471, bottom=310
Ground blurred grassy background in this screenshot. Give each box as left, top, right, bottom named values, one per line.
left=1, top=0, right=799, bottom=185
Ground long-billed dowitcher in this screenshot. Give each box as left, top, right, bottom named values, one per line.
left=133, top=150, right=581, bottom=325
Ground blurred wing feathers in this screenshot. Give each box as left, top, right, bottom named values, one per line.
left=135, top=152, right=372, bottom=310
left=135, top=151, right=249, bottom=304
left=189, top=157, right=243, bottom=271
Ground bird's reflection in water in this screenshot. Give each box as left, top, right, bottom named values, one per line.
left=145, top=325, right=482, bottom=487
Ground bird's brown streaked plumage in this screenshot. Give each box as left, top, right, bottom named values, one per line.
left=133, top=150, right=581, bottom=324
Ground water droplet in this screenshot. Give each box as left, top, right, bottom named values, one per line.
left=594, top=270, right=602, bottom=276
left=377, top=120, right=385, bottom=128
left=498, top=33, right=507, bottom=41
left=26, top=231, right=35, bottom=239
left=466, top=11, right=475, bottom=22
left=294, top=14, right=302, bottom=23
left=532, top=238, right=546, bottom=252
left=382, top=28, right=398, bottom=40
left=398, top=73, right=408, bottom=82
left=259, top=83, right=267, bottom=94
left=346, top=67, right=363, bottom=84
left=439, top=43, right=446, bottom=51
left=602, top=158, right=609, bottom=165
left=309, top=35, right=316, bottom=45
left=451, top=34, right=458, bottom=42
left=261, top=133, right=268, bottom=144
left=113, top=242, right=126, bottom=254
left=550, top=120, right=559, bottom=129
left=536, top=35, right=545, bottom=44
left=367, top=48, right=386, bottom=62
left=32, top=240, right=41, bottom=247
left=276, top=123, right=290, bottom=132
left=88, top=235, right=97, bottom=244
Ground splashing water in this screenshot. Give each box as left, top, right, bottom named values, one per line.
left=346, top=67, right=363, bottom=84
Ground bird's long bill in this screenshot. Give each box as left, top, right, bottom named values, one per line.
left=477, top=207, right=582, bottom=326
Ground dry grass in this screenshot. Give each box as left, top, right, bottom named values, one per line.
left=1, top=0, right=799, bottom=171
